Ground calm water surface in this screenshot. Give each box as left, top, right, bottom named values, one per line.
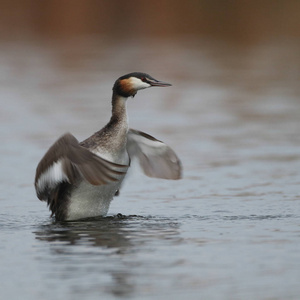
left=0, top=38, right=300, bottom=299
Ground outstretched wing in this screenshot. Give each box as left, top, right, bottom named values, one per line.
left=35, top=133, right=128, bottom=200
left=126, top=129, right=182, bottom=180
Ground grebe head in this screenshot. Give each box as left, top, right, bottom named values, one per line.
left=113, top=72, right=172, bottom=98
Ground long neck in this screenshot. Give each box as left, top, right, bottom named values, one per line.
left=80, top=92, right=129, bottom=158
left=111, top=91, right=128, bottom=122
left=103, top=91, right=129, bottom=139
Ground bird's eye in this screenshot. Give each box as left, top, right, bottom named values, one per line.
left=141, top=77, right=147, bottom=82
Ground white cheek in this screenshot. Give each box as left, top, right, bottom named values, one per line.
left=130, top=77, right=151, bottom=90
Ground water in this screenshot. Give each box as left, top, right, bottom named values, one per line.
left=1, top=38, right=300, bottom=299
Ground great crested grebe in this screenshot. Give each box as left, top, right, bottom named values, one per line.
left=35, top=72, right=182, bottom=221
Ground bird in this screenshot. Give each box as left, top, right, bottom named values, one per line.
left=34, top=72, right=182, bottom=221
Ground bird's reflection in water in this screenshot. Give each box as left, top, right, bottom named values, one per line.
left=35, top=214, right=140, bottom=251
left=34, top=214, right=181, bottom=297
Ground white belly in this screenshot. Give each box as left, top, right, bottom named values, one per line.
left=66, top=175, right=125, bottom=220
left=66, top=148, right=128, bottom=221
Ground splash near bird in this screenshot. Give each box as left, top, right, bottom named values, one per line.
left=35, top=72, right=182, bottom=221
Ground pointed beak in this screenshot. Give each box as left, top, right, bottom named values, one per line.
left=148, top=79, right=172, bottom=87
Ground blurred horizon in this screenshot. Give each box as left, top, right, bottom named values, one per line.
left=0, top=0, right=300, bottom=44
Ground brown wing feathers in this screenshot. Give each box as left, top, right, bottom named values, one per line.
left=126, top=129, right=182, bottom=180
left=35, top=133, right=128, bottom=200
